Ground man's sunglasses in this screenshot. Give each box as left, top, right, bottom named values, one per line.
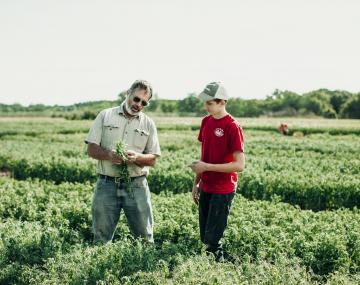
left=133, top=96, right=149, bottom=107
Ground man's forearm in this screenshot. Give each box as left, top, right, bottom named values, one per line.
left=134, top=154, right=158, bottom=167
left=87, top=143, right=110, bottom=160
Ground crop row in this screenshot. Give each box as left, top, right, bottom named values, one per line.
left=1, top=130, right=359, bottom=211
left=3, top=151, right=360, bottom=211
left=1, top=117, right=360, bottom=138
left=0, top=177, right=360, bottom=283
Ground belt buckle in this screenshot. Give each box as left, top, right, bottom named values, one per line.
left=114, top=177, right=122, bottom=184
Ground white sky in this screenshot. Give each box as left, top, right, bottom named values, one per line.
left=0, top=0, right=359, bottom=106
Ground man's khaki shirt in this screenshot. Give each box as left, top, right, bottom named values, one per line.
left=85, top=104, right=161, bottom=177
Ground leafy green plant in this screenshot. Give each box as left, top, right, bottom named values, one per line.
left=115, top=140, right=132, bottom=192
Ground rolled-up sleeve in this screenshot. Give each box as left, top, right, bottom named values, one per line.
left=85, top=111, right=104, bottom=145
left=144, top=121, right=161, bottom=156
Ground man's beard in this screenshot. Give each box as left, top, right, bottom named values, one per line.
left=124, top=99, right=141, bottom=116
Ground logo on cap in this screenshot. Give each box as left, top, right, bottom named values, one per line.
left=203, top=83, right=219, bottom=97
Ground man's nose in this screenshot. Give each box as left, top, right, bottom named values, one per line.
left=134, top=101, right=142, bottom=107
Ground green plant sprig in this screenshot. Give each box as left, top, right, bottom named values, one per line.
left=115, top=140, right=132, bottom=192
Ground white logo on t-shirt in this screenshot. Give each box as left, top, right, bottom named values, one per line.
left=214, top=128, right=224, bottom=137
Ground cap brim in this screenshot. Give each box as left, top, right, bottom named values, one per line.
left=198, top=92, right=214, bottom=102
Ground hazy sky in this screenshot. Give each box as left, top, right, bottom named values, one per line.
left=1, top=0, right=359, bottom=106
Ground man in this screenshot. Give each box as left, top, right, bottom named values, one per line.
left=189, top=82, right=245, bottom=262
left=85, top=80, right=161, bottom=243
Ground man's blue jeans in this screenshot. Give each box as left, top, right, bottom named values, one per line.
left=91, top=175, right=154, bottom=243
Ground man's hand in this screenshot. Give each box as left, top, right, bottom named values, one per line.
left=189, top=160, right=208, bottom=175
left=192, top=185, right=200, bottom=205
left=126, top=150, right=140, bottom=164
left=108, top=150, right=124, bottom=165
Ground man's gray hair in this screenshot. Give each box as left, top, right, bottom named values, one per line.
left=128, top=80, right=153, bottom=99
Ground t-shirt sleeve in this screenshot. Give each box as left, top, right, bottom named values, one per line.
left=84, top=111, right=104, bottom=145
left=144, top=120, right=161, bottom=156
left=228, top=122, right=245, bottom=153
left=197, top=126, right=203, bottom=142
left=198, top=116, right=208, bottom=142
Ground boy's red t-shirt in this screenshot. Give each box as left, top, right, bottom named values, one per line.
left=198, top=114, right=244, bottom=194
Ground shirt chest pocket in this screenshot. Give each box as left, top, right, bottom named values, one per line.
left=102, top=124, right=121, bottom=148
left=133, top=128, right=149, bottom=150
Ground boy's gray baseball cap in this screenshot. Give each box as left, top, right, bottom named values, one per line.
left=198, top=82, right=229, bottom=102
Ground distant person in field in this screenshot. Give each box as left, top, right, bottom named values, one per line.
left=278, top=123, right=289, bottom=135
left=189, top=82, right=245, bottom=262
left=85, top=80, right=161, bottom=244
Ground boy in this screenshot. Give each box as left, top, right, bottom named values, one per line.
left=189, top=82, right=245, bottom=262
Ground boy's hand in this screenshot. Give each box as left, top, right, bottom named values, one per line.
left=189, top=160, right=208, bottom=174
left=192, top=186, right=199, bottom=205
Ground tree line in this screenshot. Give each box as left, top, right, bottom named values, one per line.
left=1, top=89, right=359, bottom=119
left=174, top=89, right=360, bottom=119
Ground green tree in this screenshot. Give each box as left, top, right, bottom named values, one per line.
left=300, top=90, right=336, bottom=117
left=340, top=94, right=360, bottom=118
left=226, top=98, right=243, bottom=116
left=177, top=93, right=203, bottom=114
left=28, top=104, right=47, bottom=112
left=265, top=89, right=301, bottom=114
left=160, top=101, right=177, bottom=113
left=227, top=98, right=264, bottom=117
left=117, top=90, right=127, bottom=104
left=146, top=93, right=159, bottom=112
left=243, top=100, right=265, bottom=117
left=329, top=91, right=353, bottom=114
left=81, top=110, right=97, bottom=120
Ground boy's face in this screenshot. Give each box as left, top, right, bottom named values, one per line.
left=204, top=100, right=224, bottom=115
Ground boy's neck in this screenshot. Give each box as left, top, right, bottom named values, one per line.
left=211, top=109, right=228, bottom=119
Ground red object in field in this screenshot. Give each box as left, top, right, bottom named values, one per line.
left=278, top=123, right=289, bottom=135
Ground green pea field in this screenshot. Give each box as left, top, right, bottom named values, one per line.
left=1, top=116, right=360, bottom=284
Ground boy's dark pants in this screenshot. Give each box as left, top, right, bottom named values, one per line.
left=199, top=189, right=235, bottom=259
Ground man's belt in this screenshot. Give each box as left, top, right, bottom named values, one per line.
left=98, top=174, right=143, bottom=183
